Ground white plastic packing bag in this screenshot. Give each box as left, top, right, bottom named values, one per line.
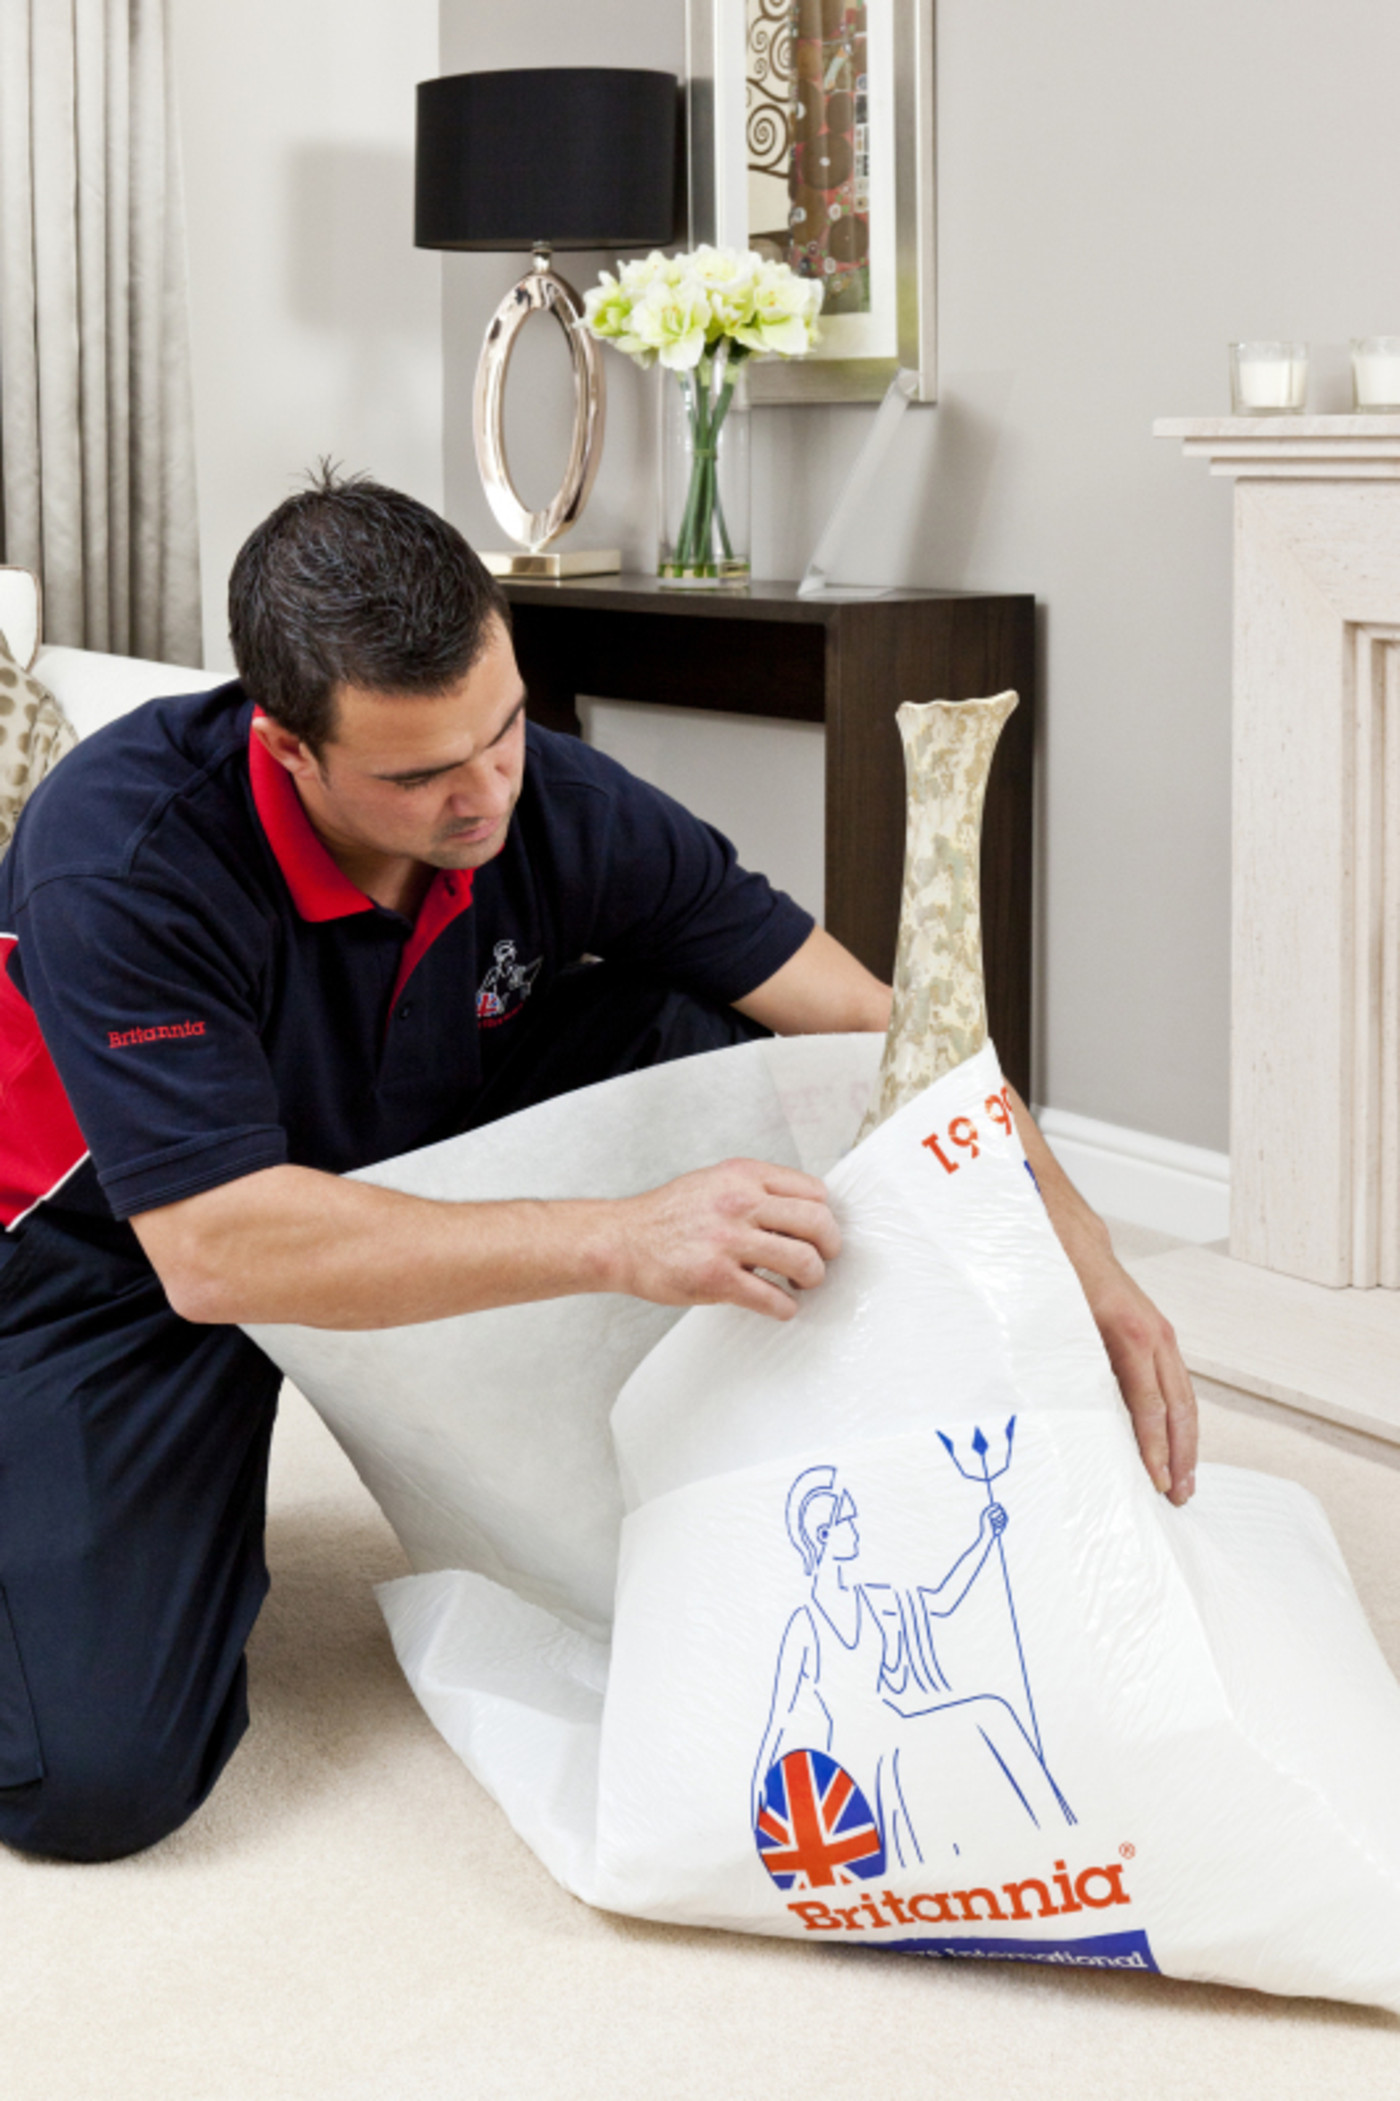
left=248, top=678, right=1400, bottom=2013
left=248, top=1031, right=883, bottom=1634
left=255, top=1030, right=1400, bottom=2015
left=593, top=1039, right=1400, bottom=2007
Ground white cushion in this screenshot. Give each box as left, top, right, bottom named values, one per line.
left=0, top=568, right=41, bottom=672
left=34, top=645, right=226, bottom=742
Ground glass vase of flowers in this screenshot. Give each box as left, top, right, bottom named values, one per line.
left=584, top=246, right=823, bottom=588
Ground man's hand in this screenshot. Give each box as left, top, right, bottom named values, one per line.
left=610, top=1160, right=841, bottom=1322
left=1007, top=1088, right=1198, bottom=1505
left=133, top=1157, right=840, bottom=1332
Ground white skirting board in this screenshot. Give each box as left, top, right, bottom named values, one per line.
left=1034, top=1106, right=1230, bottom=1244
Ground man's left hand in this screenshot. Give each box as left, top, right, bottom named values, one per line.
left=1007, top=1087, right=1198, bottom=1505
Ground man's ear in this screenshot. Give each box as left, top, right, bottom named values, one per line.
left=251, top=714, right=320, bottom=783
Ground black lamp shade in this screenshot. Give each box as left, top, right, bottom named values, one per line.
left=415, top=67, right=679, bottom=252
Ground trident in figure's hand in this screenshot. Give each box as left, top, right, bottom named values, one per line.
left=936, top=1418, right=1069, bottom=1822
left=939, top=1419, right=1017, bottom=1492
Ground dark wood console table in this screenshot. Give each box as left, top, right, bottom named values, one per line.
left=504, top=576, right=1036, bottom=1098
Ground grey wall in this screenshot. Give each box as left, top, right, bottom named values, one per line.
left=440, top=0, right=1400, bottom=1153
left=175, top=0, right=442, bottom=670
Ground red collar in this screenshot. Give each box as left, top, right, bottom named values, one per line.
left=248, top=714, right=376, bottom=922
left=247, top=716, right=475, bottom=1003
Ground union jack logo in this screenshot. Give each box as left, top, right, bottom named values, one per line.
left=754, top=1749, right=885, bottom=1890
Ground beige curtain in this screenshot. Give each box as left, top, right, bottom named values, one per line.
left=0, top=0, right=201, bottom=665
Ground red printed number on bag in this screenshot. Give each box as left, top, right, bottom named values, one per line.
left=921, top=1089, right=1015, bottom=1174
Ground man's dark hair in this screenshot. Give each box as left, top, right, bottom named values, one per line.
left=227, top=466, right=511, bottom=750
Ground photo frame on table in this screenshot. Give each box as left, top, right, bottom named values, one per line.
left=685, top=0, right=935, bottom=404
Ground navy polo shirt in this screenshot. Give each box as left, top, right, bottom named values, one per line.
left=0, top=683, right=813, bottom=1231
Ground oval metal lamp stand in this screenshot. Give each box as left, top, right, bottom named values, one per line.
left=473, top=247, right=620, bottom=579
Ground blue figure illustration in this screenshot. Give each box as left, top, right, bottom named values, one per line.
left=753, top=1439, right=1073, bottom=1872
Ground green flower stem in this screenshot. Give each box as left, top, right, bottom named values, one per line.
left=691, top=372, right=714, bottom=568
left=670, top=349, right=746, bottom=576
left=677, top=364, right=711, bottom=573
left=675, top=373, right=705, bottom=567
left=709, top=372, right=737, bottom=562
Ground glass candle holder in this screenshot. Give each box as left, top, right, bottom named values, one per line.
left=1351, top=338, right=1400, bottom=412
left=1229, top=341, right=1308, bottom=415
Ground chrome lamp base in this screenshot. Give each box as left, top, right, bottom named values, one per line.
left=474, top=246, right=613, bottom=577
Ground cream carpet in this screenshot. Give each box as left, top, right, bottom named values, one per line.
left=4, top=1225, right=1400, bottom=2100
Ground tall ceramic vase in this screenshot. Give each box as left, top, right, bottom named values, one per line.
left=658, top=345, right=751, bottom=588
left=859, top=692, right=1019, bottom=1140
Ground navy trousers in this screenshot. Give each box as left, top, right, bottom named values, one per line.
left=0, top=965, right=764, bottom=1860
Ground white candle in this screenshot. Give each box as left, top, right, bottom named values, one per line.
left=1235, top=353, right=1302, bottom=409
left=1352, top=340, right=1400, bottom=409
left=1229, top=341, right=1307, bottom=415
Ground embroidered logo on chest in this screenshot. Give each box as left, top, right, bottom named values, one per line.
left=476, top=940, right=542, bottom=1029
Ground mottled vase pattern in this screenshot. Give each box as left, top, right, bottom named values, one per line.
left=858, top=691, right=1018, bottom=1140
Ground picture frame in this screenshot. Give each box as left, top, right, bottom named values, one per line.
left=685, top=0, right=936, bottom=405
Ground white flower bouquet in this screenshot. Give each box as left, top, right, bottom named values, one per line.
left=584, top=246, right=823, bottom=583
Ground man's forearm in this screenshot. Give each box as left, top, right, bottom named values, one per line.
left=132, top=1164, right=623, bottom=1329
left=1007, top=1087, right=1113, bottom=1270
left=1007, top=1085, right=1198, bottom=1504
left=131, top=1154, right=842, bottom=1331
left=735, top=927, right=892, bottom=1035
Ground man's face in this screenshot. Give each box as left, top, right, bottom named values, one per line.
left=275, top=618, right=528, bottom=874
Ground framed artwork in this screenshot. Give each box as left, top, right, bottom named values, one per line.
left=685, top=0, right=935, bottom=404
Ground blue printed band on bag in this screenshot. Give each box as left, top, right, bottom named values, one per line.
left=884, top=1929, right=1159, bottom=1971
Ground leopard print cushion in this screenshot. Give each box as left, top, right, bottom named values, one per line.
left=0, top=628, right=78, bottom=859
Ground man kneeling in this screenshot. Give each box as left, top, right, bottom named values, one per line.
left=0, top=473, right=1195, bottom=1861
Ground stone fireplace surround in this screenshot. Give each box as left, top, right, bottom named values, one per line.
left=1128, top=419, right=1400, bottom=1448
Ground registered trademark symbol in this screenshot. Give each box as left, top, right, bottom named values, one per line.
left=1119, top=1842, right=1136, bottom=1859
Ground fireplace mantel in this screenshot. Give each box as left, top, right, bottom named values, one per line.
left=1154, top=415, right=1400, bottom=480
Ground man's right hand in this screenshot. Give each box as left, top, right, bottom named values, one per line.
left=609, top=1160, right=841, bottom=1322
left=134, top=1158, right=841, bottom=1333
